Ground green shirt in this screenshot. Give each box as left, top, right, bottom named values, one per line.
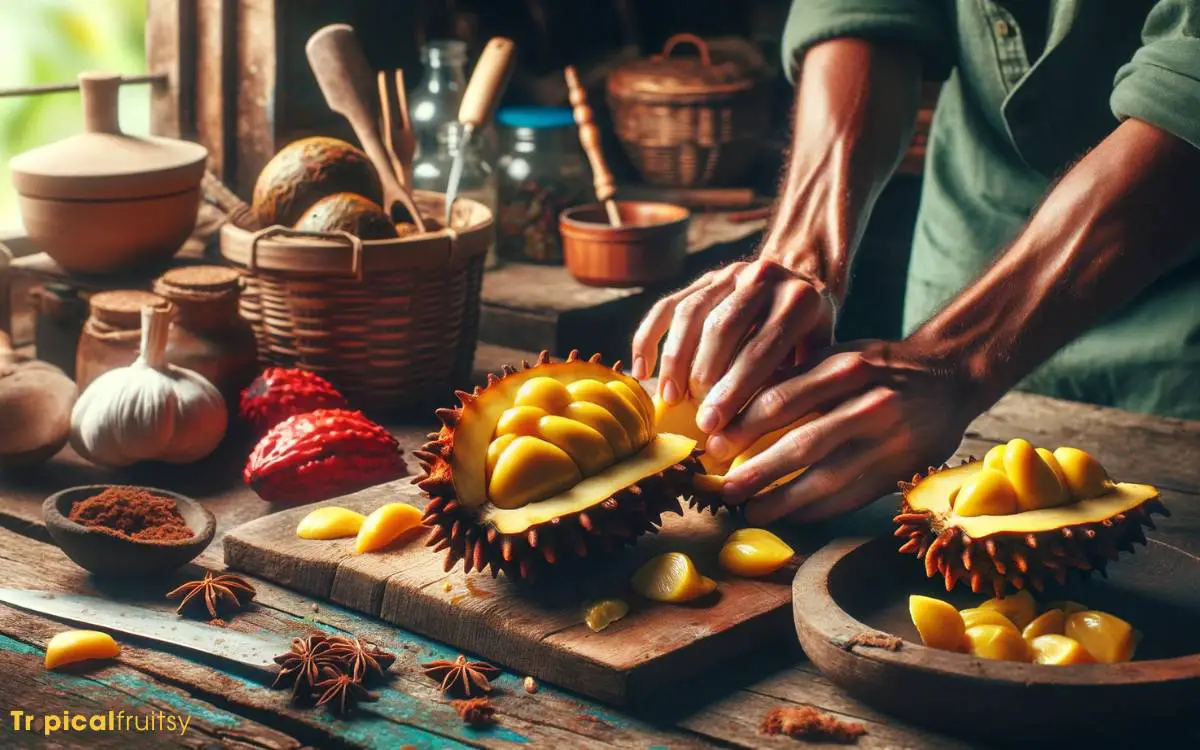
left=783, top=0, right=1200, bottom=420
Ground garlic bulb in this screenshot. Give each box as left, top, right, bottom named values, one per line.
left=70, top=304, right=228, bottom=467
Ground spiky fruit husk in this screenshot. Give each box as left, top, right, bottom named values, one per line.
left=895, top=459, right=1169, bottom=597
left=414, top=351, right=703, bottom=581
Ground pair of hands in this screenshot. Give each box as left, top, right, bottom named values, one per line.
left=632, top=260, right=972, bottom=525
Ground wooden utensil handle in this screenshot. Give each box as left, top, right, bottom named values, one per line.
left=79, top=72, right=121, bottom=134
left=458, top=37, right=516, bottom=128
left=564, top=66, right=615, bottom=203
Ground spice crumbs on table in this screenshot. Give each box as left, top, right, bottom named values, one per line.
left=762, top=706, right=866, bottom=744
left=523, top=676, right=538, bottom=694
left=209, top=618, right=227, bottom=628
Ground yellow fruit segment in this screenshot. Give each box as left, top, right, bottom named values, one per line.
left=1036, top=448, right=1070, bottom=493
left=718, top=528, right=795, bottom=577
left=496, top=405, right=547, bottom=437
left=355, top=502, right=423, bottom=553
left=565, top=401, right=633, bottom=457
left=1029, top=634, right=1095, bottom=665
left=909, top=595, right=967, bottom=652
left=1045, top=600, right=1088, bottom=618
left=1053, top=447, right=1114, bottom=500
left=567, top=379, right=648, bottom=447
left=296, top=506, right=367, bottom=539
left=584, top=599, right=630, bottom=632
left=1004, top=438, right=1068, bottom=511
left=979, top=590, right=1037, bottom=630
left=486, top=433, right=517, bottom=482
left=513, top=376, right=573, bottom=414
left=631, top=552, right=717, bottom=603
left=983, top=444, right=1005, bottom=472
left=44, top=630, right=120, bottom=670
left=1066, top=611, right=1137, bottom=663
left=606, top=380, right=653, bottom=430
left=488, top=436, right=583, bottom=510
left=536, top=415, right=614, bottom=475
left=951, top=468, right=1019, bottom=517
left=964, top=624, right=1031, bottom=662
left=959, top=608, right=1020, bottom=633
left=1022, top=609, right=1066, bottom=640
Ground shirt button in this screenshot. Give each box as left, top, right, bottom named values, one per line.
left=995, top=19, right=1011, bottom=37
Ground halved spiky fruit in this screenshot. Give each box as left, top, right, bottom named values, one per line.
left=895, top=440, right=1168, bottom=597
left=414, top=351, right=702, bottom=580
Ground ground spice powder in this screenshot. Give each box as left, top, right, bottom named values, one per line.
left=67, top=486, right=192, bottom=542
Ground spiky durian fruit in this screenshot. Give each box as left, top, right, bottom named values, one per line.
left=414, top=351, right=703, bottom=580
left=652, top=394, right=814, bottom=512
left=895, top=439, right=1168, bottom=597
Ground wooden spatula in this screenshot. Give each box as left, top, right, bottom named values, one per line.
left=565, top=65, right=621, bottom=227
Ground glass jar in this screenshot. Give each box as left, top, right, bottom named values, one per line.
left=495, top=108, right=589, bottom=264
left=76, top=290, right=167, bottom=392
left=153, top=265, right=258, bottom=404
left=409, top=40, right=468, bottom=160
left=413, top=122, right=499, bottom=269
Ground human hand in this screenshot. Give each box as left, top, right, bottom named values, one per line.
left=630, top=259, right=837, bottom=434
left=713, top=338, right=982, bottom=525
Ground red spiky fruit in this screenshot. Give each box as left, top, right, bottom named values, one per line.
left=239, top=367, right=349, bottom=434
left=244, top=409, right=407, bottom=504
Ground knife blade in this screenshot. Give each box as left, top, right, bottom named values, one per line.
left=0, top=588, right=290, bottom=680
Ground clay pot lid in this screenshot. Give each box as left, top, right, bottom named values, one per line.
left=89, top=290, right=170, bottom=330
left=607, top=34, right=763, bottom=98
left=9, top=72, right=208, bottom=201
left=156, top=265, right=242, bottom=293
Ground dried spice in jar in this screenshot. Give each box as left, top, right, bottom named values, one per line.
left=67, top=486, right=192, bottom=542
left=75, top=290, right=170, bottom=392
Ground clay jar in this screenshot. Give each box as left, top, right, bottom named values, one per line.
left=76, top=290, right=168, bottom=392
left=153, top=266, right=258, bottom=403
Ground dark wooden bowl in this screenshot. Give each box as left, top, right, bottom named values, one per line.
left=792, top=535, right=1200, bottom=743
left=559, top=201, right=689, bottom=288
left=43, top=485, right=216, bottom=577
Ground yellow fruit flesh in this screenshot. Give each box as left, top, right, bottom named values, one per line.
left=488, top=436, right=582, bottom=510
left=951, top=468, right=1019, bottom=517
left=1066, top=611, right=1137, bottom=664
left=909, top=595, right=967, bottom=652
left=979, top=590, right=1037, bottom=630
left=964, top=624, right=1031, bottom=662
left=1004, top=438, right=1068, bottom=511
left=1036, top=448, right=1070, bottom=493
left=45, top=630, right=120, bottom=669
left=355, top=502, right=423, bottom=553
left=983, top=444, right=1005, bottom=472
left=1022, top=609, right=1066, bottom=640
left=1029, top=634, right=1095, bottom=665
left=584, top=599, right=630, bottom=632
left=296, top=506, right=366, bottom=539
left=959, top=608, right=1020, bottom=633
left=1053, top=447, right=1114, bottom=499
left=718, top=528, right=795, bottom=577
left=632, top=552, right=717, bottom=603
left=1045, top=600, right=1088, bottom=618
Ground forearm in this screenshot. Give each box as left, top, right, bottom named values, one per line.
left=761, top=37, right=923, bottom=302
left=915, top=118, right=1200, bottom=413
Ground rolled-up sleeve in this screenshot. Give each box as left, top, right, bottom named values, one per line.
left=1111, top=0, right=1200, bottom=150
left=781, top=0, right=954, bottom=84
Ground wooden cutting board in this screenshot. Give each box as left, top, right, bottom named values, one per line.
left=224, top=478, right=809, bottom=706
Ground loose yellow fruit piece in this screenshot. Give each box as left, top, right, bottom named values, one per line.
left=951, top=468, right=1019, bottom=517
left=1052, top=447, right=1114, bottom=500
left=1022, top=609, right=1066, bottom=641
left=1029, top=634, right=1095, bottom=666
left=979, top=589, right=1037, bottom=629
left=1066, top=610, right=1137, bottom=664
left=45, top=630, right=120, bottom=670
left=355, top=502, right=423, bottom=553
left=960, top=608, right=1020, bottom=633
left=1003, top=438, right=1068, bottom=511
left=909, top=595, right=967, bottom=652
left=296, top=506, right=367, bottom=539
left=718, top=528, right=795, bottom=577
left=584, top=599, right=629, bottom=632
left=631, top=552, right=716, bottom=603
left=964, top=624, right=1031, bottom=662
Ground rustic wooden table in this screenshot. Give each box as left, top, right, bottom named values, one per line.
left=0, top=342, right=1195, bottom=749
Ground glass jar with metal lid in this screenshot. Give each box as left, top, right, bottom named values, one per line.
left=495, top=107, right=589, bottom=264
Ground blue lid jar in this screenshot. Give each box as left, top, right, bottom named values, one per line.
left=496, top=107, right=576, bottom=130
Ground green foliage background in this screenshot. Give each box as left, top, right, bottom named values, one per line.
left=0, top=0, right=148, bottom=232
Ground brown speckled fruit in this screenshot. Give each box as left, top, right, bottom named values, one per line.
left=294, top=193, right=398, bottom=240
left=252, top=137, right=383, bottom=227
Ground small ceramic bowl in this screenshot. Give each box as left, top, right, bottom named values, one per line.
left=560, top=201, right=690, bottom=288
left=43, top=485, right=215, bottom=577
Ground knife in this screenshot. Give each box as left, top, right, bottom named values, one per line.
left=445, top=37, right=516, bottom=225
left=0, top=588, right=291, bottom=680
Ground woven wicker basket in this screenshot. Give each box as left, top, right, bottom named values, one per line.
left=220, top=191, right=491, bottom=413
left=607, top=33, right=770, bottom=188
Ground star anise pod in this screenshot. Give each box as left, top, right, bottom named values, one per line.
left=452, top=697, right=496, bottom=727
left=325, top=636, right=397, bottom=683
left=166, top=572, right=256, bottom=619
left=314, top=667, right=378, bottom=716
left=421, top=654, right=500, bottom=697
left=272, top=635, right=340, bottom=701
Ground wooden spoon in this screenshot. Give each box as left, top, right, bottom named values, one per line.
left=0, top=331, right=77, bottom=468
left=564, top=65, right=621, bottom=227
left=305, top=24, right=427, bottom=233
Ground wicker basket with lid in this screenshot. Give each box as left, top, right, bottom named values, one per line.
left=606, top=33, right=771, bottom=187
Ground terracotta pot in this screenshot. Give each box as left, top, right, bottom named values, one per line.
left=559, top=201, right=689, bottom=288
